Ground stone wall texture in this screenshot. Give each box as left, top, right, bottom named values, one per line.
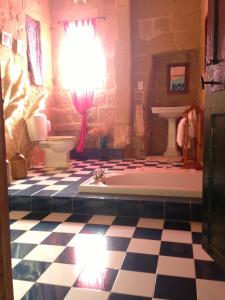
left=130, top=0, right=203, bottom=157
left=49, top=0, right=131, bottom=148
left=0, top=0, right=52, bottom=162
left=1, top=0, right=207, bottom=160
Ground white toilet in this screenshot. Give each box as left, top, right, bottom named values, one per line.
left=26, top=113, right=76, bottom=168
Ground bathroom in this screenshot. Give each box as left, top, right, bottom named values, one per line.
left=1, top=0, right=225, bottom=299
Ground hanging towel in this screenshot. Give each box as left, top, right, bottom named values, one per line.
left=177, top=117, right=186, bottom=147
left=135, top=104, right=145, bottom=137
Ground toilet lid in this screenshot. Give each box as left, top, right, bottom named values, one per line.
left=46, top=136, right=75, bottom=141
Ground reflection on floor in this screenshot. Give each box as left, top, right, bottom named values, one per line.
left=10, top=211, right=225, bottom=300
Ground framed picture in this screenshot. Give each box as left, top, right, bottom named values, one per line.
left=16, top=39, right=25, bottom=55
left=1, top=31, right=12, bottom=48
left=167, top=63, right=189, bottom=94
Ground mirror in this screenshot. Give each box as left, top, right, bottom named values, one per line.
left=167, top=63, right=189, bottom=93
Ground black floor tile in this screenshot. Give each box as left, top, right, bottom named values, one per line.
left=65, top=214, right=92, bottom=223
left=80, top=224, right=109, bottom=235
left=11, top=243, right=36, bottom=259
left=165, top=201, right=190, bottom=221
left=30, top=221, right=60, bottom=232
left=41, top=232, right=75, bottom=246
left=13, top=260, right=51, bottom=281
left=160, top=241, right=193, bottom=258
left=109, top=294, right=151, bottom=300
left=133, top=227, right=162, bottom=240
left=22, top=212, right=49, bottom=220
left=164, top=220, right=191, bottom=231
left=192, top=232, right=202, bottom=244
left=122, top=252, right=158, bottom=273
left=154, top=274, right=197, bottom=300
left=10, top=229, right=26, bottom=242
left=195, top=260, right=225, bottom=281
left=112, top=216, right=139, bottom=227
left=21, top=283, right=69, bottom=300
left=54, top=247, right=78, bottom=264
left=106, top=236, right=130, bottom=251
left=74, top=267, right=118, bottom=291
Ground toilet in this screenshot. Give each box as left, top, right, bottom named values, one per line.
left=26, top=113, right=76, bottom=168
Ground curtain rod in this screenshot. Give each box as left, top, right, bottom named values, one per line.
left=58, top=16, right=106, bottom=24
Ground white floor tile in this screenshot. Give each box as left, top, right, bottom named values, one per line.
left=35, top=180, right=58, bottom=185
left=157, top=255, right=195, bottom=278
left=42, top=185, right=68, bottom=191
left=105, top=251, right=126, bottom=269
left=191, top=221, right=202, bottom=232
left=24, top=244, right=64, bottom=262
left=9, top=184, right=33, bottom=190
left=14, top=231, right=50, bottom=244
left=9, top=211, right=30, bottom=220
left=89, top=215, right=116, bottom=225
left=64, top=287, right=109, bottom=300
left=60, top=177, right=81, bottom=182
left=196, top=279, right=225, bottom=300
left=11, top=258, right=21, bottom=268
left=112, top=270, right=156, bottom=297
left=193, top=244, right=213, bottom=261
left=127, top=238, right=161, bottom=255
left=37, top=263, right=79, bottom=287
left=162, top=229, right=192, bottom=244
left=54, top=222, right=85, bottom=234
left=13, top=280, right=34, bottom=300
left=52, top=173, right=71, bottom=177
left=105, top=225, right=135, bottom=238
left=43, top=213, right=72, bottom=222
left=137, top=218, right=164, bottom=229
left=10, top=220, right=40, bottom=230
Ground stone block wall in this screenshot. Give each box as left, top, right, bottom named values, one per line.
left=130, top=0, right=203, bottom=157
left=0, top=0, right=52, bottom=162
left=49, top=0, right=131, bottom=149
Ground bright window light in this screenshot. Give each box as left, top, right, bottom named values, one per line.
left=60, top=20, right=106, bottom=94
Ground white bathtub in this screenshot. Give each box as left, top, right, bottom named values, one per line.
left=79, top=169, right=203, bottom=198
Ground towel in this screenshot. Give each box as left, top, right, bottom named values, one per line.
left=177, top=117, right=194, bottom=148
left=135, top=104, right=145, bottom=137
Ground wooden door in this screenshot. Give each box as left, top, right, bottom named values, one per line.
left=0, top=70, right=13, bottom=299
left=202, top=0, right=225, bottom=271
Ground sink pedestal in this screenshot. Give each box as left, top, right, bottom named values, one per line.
left=151, top=106, right=189, bottom=157
left=163, top=118, right=180, bottom=156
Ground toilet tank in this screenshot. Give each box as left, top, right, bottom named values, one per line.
left=26, top=113, right=49, bottom=142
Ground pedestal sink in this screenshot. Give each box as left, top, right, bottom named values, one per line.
left=151, top=106, right=189, bottom=156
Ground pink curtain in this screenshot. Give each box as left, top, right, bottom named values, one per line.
left=64, top=19, right=96, bottom=152
left=71, top=90, right=94, bottom=152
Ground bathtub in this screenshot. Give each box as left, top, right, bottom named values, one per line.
left=79, top=169, right=202, bottom=198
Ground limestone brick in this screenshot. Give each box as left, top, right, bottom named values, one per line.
left=107, top=90, right=116, bottom=106
left=113, top=123, right=129, bottom=147
left=175, top=30, right=201, bottom=50
left=149, top=33, right=176, bottom=55
left=175, top=0, right=201, bottom=14
left=138, top=19, right=154, bottom=41
left=136, top=0, right=174, bottom=18
left=171, top=11, right=201, bottom=32
left=88, top=107, right=98, bottom=123
left=115, top=89, right=130, bottom=123
left=155, top=18, right=170, bottom=33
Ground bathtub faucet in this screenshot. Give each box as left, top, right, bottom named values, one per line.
left=93, top=169, right=105, bottom=181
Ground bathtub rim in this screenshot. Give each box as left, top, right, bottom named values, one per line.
left=79, top=171, right=202, bottom=198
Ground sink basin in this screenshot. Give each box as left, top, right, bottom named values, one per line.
left=151, top=106, right=189, bottom=119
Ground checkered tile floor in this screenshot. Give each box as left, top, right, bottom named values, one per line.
left=10, top=211, right=225, bottom=300
left=8, top=157, right=183, bottom=198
